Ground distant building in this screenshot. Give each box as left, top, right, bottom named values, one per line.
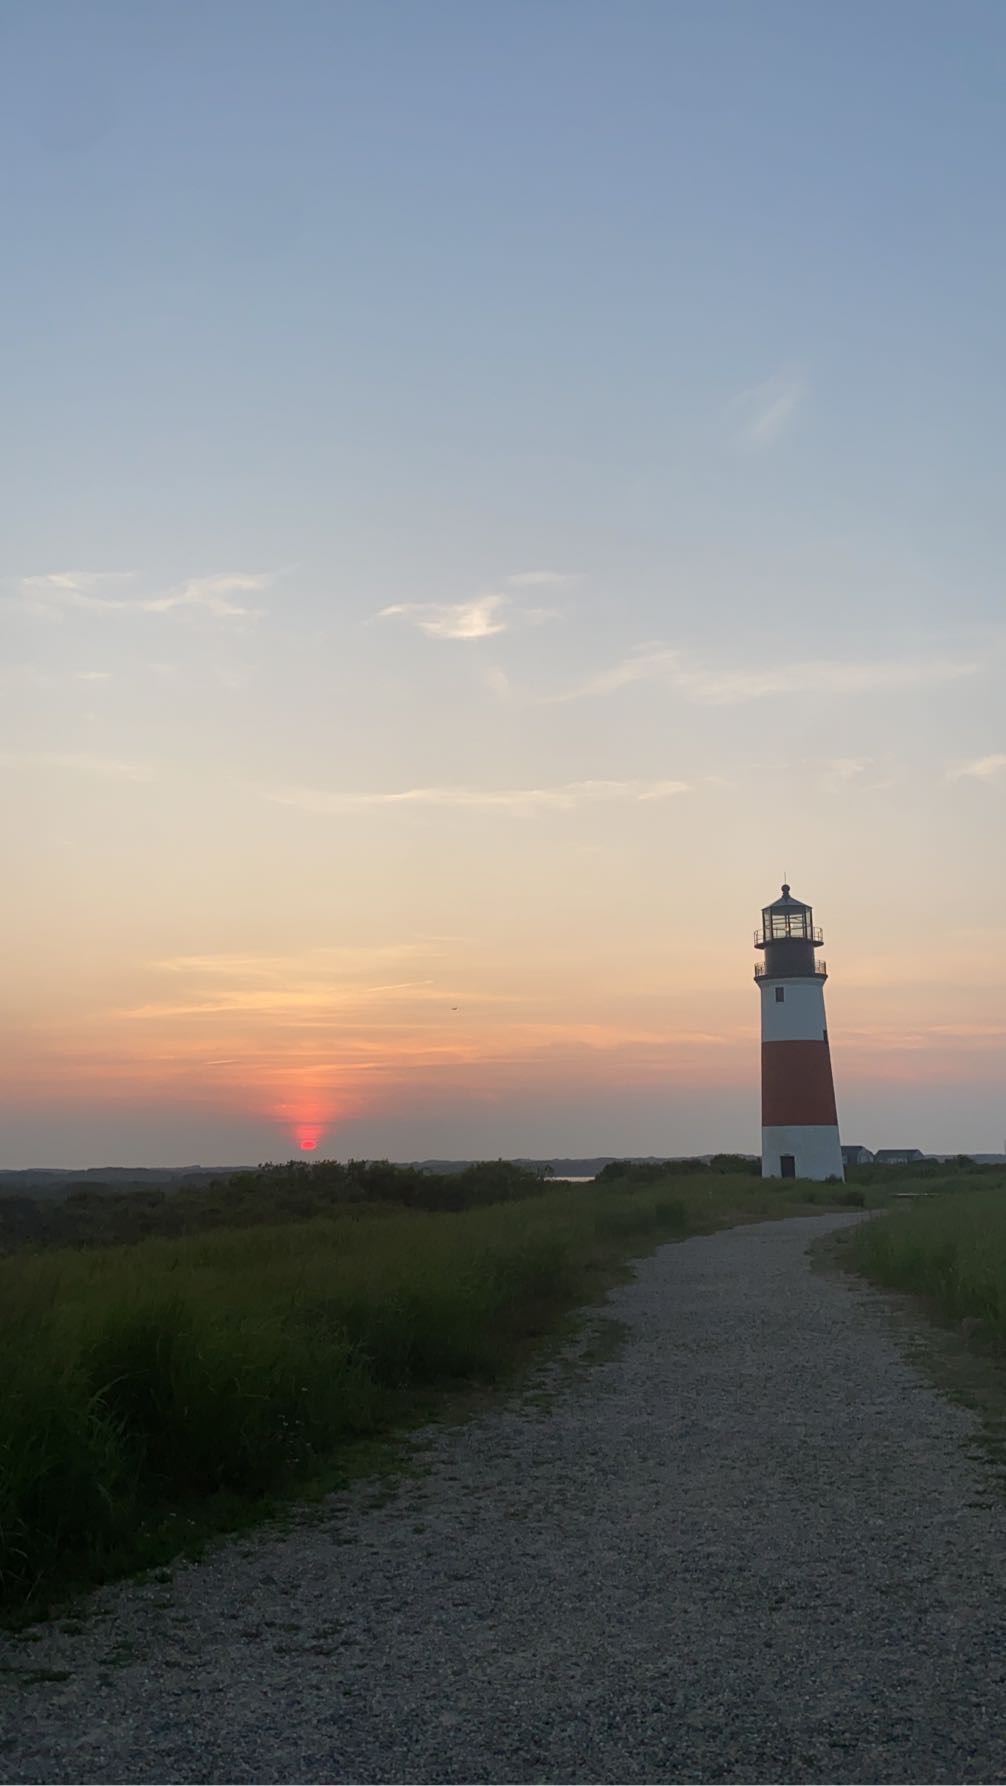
left=873, top=1148, right=925, bottom=1165
left=842, top=1144, right=874, bottom=1167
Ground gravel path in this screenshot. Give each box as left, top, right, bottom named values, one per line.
left=3, top=1211, right=1006, bottom=1784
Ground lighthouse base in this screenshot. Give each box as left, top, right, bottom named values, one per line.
left=762, top=1124, right=844, bottom=1182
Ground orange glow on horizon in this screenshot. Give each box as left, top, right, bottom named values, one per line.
left=3, top=917, right=1004, bottom=1159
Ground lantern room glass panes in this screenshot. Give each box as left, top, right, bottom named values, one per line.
left=764, top=907, right=814, bottom=942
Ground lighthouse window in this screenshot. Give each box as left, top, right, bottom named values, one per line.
left=775, top=986, right=785, bottom=1003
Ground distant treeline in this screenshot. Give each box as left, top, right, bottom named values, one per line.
left=0, top=1155, right=753, bottom=1197
left=0, top=1158, right=564, bottom=1255
left=849, top=1156, right=1006, bottom=1184
left=595, top=1154, right=761, bottom=1184
left=1, top=1150, right=871, bottom=1255
left=0, top=1156, right=781, bottom=1255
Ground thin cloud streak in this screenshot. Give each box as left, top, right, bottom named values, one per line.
left=260, top=777, right=690, bottom=816
left=947, top=754, right=1006, bottom=782
left=820, top=757, right=901, bottom=794
left=377, top=592, right=558, bottom=640
left=0, top=665, right=113, bottom=690
left=378, top=594, right=509, bottom=639
left=731, top=370, right=807, bottom=449
left=506, top=570, right=578, bottom=588
left=119, top=981, right=441, bottom=1021
left=554, top=645, right=681, bottom=699
left=681, top=658, right=976, bottom=703
left=17, top=571, right=269, bottom=619
left=825, top=757, right=868, bottom=782
left=0, top=750, right=153, bottom=782
left=550, top=643, right=977, bottom=705
left=155, top=944, right=444, bottom=978
left=483, top=666, right=512, bottom=700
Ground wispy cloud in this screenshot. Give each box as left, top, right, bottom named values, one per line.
left=17, top=571, right=269, bottom=620
left=377, top=590, right=559, bottom=640
left=554, top=645, right=680, bottom=700
left=0, top=664, right=113, bottom=690
left=506, top=570, right=578, bottom=588
left=825, top=757, right=869, bottom=783
left=117, top=942, right=507, bottom=1029
left=0, top=750, right=153, bottom=782
left=681, top=657, right=975, bottom=703
left=260, top=777, right=689, bottom=816
left=731, top=370, right=806, bottom=449
left=378, top=594, right=509, bottom=639
left=947, top=754, right=1006, bottom=782
left=154, top=575, right=268, bottom=618
left=550, top=643, right=977, bottom=705
left=18, top=571, right=132, bottom=599
left=820, top=756, right=900, bottom=793
left=483, top=666, right=512, bottom=700
left=121, top=982, right=441, bottom=1021
left=155, top=943, right=445, bottom=978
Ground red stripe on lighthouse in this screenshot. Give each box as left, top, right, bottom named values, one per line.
left=761, top=1040, right=839, bottom=1127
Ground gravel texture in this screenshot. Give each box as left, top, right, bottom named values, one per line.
left=3, top=1211, right=1006, bottom=1784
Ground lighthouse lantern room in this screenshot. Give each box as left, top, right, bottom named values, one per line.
left=755, top=884, right=844, bottom=1182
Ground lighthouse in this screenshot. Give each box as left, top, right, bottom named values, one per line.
left=755, top=884, right=844, bottom=1181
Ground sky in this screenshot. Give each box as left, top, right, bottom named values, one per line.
left=1, top=0, right=1004, bottom=1167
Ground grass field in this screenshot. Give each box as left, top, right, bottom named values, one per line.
left=1, top=1167, right=866, bottom=1618
left=849, top=1179, right=1006, bottom=1339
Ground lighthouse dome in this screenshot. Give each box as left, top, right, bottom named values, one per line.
left=766, top=882, right=809, bottom=913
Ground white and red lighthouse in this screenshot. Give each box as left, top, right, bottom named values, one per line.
left=755, top=884, right=843, bottom=1181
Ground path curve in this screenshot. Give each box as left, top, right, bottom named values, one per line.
left=3, top=1212, right=1006, bottom=1784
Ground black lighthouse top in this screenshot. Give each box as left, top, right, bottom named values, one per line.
left=754, top=884, right=825, bottom=979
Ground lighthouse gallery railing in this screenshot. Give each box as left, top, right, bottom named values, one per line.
left=754, top=959, right=827, bottom=978
left=754, top=925, right=824, bottom=947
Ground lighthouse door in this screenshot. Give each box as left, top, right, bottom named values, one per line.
left=780, top=1154, right=796, bottom=1180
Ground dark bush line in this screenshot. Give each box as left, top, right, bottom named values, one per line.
left=848, top=1158, right=1005, bottom=1185
left=596, top=1154, right=760, bottom=1184
left=0, top=1155, right=770, bottom=1256
left=0, top=1158, right=552, bottom=1255
left=220, top=1156, right=551, bottom=1211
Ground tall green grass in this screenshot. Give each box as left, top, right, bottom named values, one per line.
left=849, top=1183, right=1006, bottom=1336
left=0, top=1171, right=844, bottom=1616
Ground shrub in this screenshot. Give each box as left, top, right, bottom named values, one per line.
left=596, top=1159, right=708, bottom=1184
left=850, top=1187, right=1006, bottom=1336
